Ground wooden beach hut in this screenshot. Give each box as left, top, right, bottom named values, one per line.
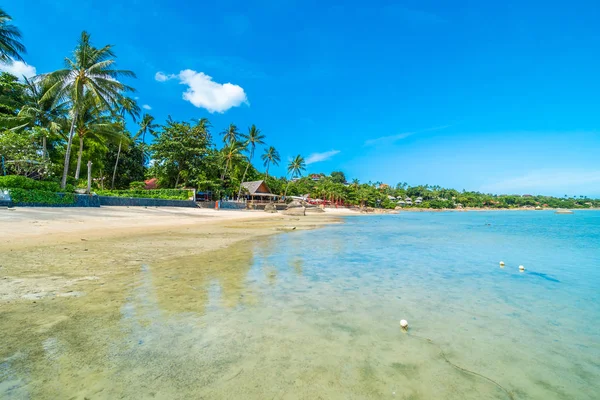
left=240, top=180, right=278, bottom=203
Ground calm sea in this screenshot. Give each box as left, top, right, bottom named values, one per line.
left=2, top=211, right=599, bottom=399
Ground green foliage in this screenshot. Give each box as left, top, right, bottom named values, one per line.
left=0, top=72, right=26, bottom=120
left=129, top=181, right=145, bottom=190
left=0, top=8, right=26, bottom=63
left=8, top=188, right=76, bottom=205
left=330, top=171, right=346, bottom=184
left=0, top=129, right=52, bottom=177
left=0, top=175, right=61, bottom=191
left=150, top=118, right=211, bottom=188
left=96, top=189, right=193, bottom=200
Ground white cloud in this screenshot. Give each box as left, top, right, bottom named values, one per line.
left=365, top=125, right=450, bottom=146
left=306, top=150, right=340, bottom=165
left=481, top=169, right=600, bottom=196
left=0, top=59, right=37, bottom=80
left=155, top=69, right=248, bottom=113
left=142, top=104, right=152, bottom=110
left=155, top=71, right=175, bottom=82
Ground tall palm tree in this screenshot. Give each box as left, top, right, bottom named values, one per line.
left=111, top=96, right=140, bottom=189
left=221, top=123, right=240, bottom=145
left=284, top=154, right=306, bottom=197
left=261, top=146, right=280, bottom=179
left=43, top=31, right=135, bottom=188
left=237, top=124, right=265, bottom=198
left=221, top=140, right=246, bottom=181
left=0, top=8, right=25, bottom=63
left=73, top=94, right=120, bottom=180
left=137, top=113, right=158, bottom=146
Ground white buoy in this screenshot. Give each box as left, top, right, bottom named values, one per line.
left=400, top=319, right=408, bottom=329
left=499, top=261, right=505, bottom=267
left=519, top=265, right=525, bottom=272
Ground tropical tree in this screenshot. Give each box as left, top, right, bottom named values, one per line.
left=137, top=113, right=158, bottom=146
left=261, top=146, right=280, bottom=179
left=0, top=72, right=25, bottom=121
left=238, top=124, right=265, bottom=197
left=0, top=8, right=25, bottom=63
left=72, top=94, right=120, bottom=180
left=221, top=140, right=246, bottom=181
left=14, top=76, right=68, bottom=156
left=284, top=154, right=306, bottom=197
left=220, top=123, right=240, bottom=145
left=150, top=117, right=211, bottom=187
left=42, top=31, right=135, bottom=188
left=111, top=96, right=140, bottom=188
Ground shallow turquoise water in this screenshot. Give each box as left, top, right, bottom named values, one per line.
left=253, top=210, right=600, bottom=399
left=2, top=210, right=599, bottom=399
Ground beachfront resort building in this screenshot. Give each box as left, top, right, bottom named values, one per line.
left=405, top=197, right=413, bottom=205
left=415, top=197, right=423, bottom=205
left=240, top=180, right=278, bottom=203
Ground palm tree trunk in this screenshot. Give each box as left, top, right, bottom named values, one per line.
left=60, top=110, right=78, bottom=189
left=111, top=140, right=122, bottom=190
left=74, top=136, right=84, bottom=180
left=265, top=162, right=270, bottom=180
left=237, top=157, right=252, bottom=198
left=284, top=175, right=293, bottom=198
left=42, top=136, right=47, bottom=159
left=221, top=160, right=229, bottom=181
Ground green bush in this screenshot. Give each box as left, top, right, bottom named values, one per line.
left=95, top=189, right=193, bottom=201
left=0, top=175, right=62, bottom=192
left=129, top=181, right=146, bottom=190
left=9, top=188, right=77, bottom=205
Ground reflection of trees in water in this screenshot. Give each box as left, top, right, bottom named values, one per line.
left=292, top=258, right=303, bottom=275
left=151, top=242, right=256, bottom=313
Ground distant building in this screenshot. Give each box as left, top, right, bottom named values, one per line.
left=405, top=197, right=413, bottom=205
left=309, top=174, right=321, bottom=181
left=415, top=197, right=423, bottom=205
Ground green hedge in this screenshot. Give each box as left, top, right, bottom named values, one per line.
left=9, top=188, right=77, bottom=205
left=95, top=189, right=193, bottom=201
left=0, top=175, right=74, bottom=193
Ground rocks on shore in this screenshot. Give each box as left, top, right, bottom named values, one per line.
left=264, top=203, right=278, bottom=213
left=283, top=200, right=306, bottom=216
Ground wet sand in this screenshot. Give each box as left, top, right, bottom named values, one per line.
left=0, top=207, right=348, bottom=302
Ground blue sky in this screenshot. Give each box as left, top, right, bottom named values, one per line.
left=3, top=0, right=600, bottom=196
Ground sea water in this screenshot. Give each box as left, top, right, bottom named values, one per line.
left=1, top=211, right=599, bottom=399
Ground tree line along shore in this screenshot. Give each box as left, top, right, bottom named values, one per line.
left=1, top=8, right=598, bottom=209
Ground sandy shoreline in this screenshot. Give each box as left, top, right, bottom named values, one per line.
left=0, top=207, right=353, bottom=302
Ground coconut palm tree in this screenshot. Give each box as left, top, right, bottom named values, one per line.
left=284, top=154, right=306, bottom=197
left=73, top=94, right=120, bottom=180
left=110, top=96, right=140, bottom=189
left=137, top=113, right=158, bottom=146
left=0, top=8, right=25, bottom=63
left=237, top=124, right=265, bottom=198
left=12, top=76, right=68, bottom=157
left=221, top=123, right=240, bottom=145
left=261, top=146, right=280, bottom=179
left=42, top=31, right=135, bottom=188
left=221, top=140, right=246, bottom=181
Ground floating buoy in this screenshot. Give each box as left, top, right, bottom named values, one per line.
left=499, top=261, right=505, bottom=267
left=519, top=265, right=525, bottom=272
left=400, top=319, right=408, bottom=330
